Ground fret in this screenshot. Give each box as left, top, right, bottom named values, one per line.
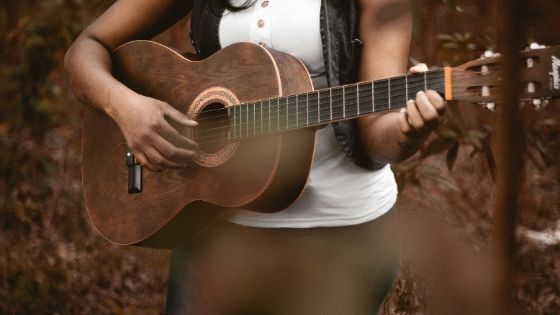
left=390, top=76, right=407, bottom=109
left=407, top=73, right=425, bottom=98
left=345, top=84, right=358, bottom=118
left=238, top=105, right=242, bottom=140
left=372, top=81, right=375, bottom=112
left=298, top=93, right=307, bottom=128
left=295, top=95, right=299, bottom=128
left=307, top=91, right=319, bottom=125
left=358, top=82, right=372, bottom=115
left=255, top=102, right=262, bottom=136
left=232, top=106, right=237, bottom=140
left=239, top=105, right=243, bottom=138
left=266, top=100, right=271, bottom=134
left=252, top=103, right=256, bottom=136
left=260, top=101, right=263, bottom=135
left=285, top=97, right=290, bottom=130
left=331, top=87, right=344, bottom=121
left=270, top=98, right=279, bottom=133
left=356, top=84, right=360, bottom=115
left=227, top=106, right=235, bottom=142
left=306, top=93, right=309, bottom=125
left=317, top=90, right=320, bottom=124
left=318, top=89, right=331, bottom=123
left=374, top=79, right=390, bottom=111
left=405, top=75, right=409, bottom=101
left=246, top=103, right=250, bottom=137
left=343, top=86, right=346, bottom=118
left=388, top=79, right=391, bottom=109
left=426, top=70, right=445, bottom=94
left=424, top=71, right=428, bottom=91
left=287, top=95, right=297, bottom=130
left=329, top=89, right=333, bottom=121
left=239, top=105, right=244, bottom=139
left=278, top=97, right=287, bottom=131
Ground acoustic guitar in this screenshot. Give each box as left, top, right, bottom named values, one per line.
left=81, top=40, right=560, bottom=248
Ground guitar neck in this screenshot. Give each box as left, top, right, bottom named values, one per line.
left=227, top=68, right=450, bottom=140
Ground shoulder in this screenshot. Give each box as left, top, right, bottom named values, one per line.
left=357, top=0, right=411, bottom=35
left=357, top=0, right=411, bottom=15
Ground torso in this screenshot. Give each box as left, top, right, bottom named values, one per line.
left=219, top=0, right=325, bottom=77
left=217, top=0, right=397, bottom=227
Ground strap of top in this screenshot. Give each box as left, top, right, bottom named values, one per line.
left=190, top=0, right=224, bottom=58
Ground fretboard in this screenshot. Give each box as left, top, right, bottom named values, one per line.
left=227, top=69, right=446, bottom=141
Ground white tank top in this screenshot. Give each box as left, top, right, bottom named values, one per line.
left=218, top=0, right=398, bottom=228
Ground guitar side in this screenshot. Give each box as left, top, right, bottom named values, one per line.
left=81, top=41, right=315, bottom=248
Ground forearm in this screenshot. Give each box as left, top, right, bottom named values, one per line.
left=64, top=35, right=137, bottom=121
left=358, top=112, right=427, bottom=164
left=357, top=0, right=437, bottom=164
left=64, top=0, right=192, bottom=120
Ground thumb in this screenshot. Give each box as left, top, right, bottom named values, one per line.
left=161, top=102, right=198, bottom=127
left=409, top=63, right=429, bottom=74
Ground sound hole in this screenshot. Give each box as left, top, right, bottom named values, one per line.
left=195, top=102, right=229, bottom=154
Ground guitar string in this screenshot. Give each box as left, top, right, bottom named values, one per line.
left=193, top=84, right=488, bottom=145
left=191, top=80, right=446, bottom=136
left=188, top=75, right=488, bottom=137
left=191, top=81, right=498, bottom=142
left=194, top=88, right=500, bottom=146
left=182, top=69, right=498, bottom=122
left=182, top=69, right=445, bottom=117
left=185, top=77, right=493, bottom=125
left=192, top=74, right=505, bottom=137
left=175, top=69, right=508, bottom=144
left=185, top=77, right=499, bottom=129
left=187, top=76, right=447, bottom=125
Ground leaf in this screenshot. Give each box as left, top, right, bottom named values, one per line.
left=446, top=142, right=460, bottom=172
left=428, top=173, right=461, bottom=192
left=438, top=128, right=459, bottom=140
left=436, top=34, right=456, bottom=41
left=422, top=136, right=452, bottom=157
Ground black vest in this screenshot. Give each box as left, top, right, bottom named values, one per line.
left=190, top=0, right=384, bottom=169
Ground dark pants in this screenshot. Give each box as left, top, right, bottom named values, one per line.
left=166, top=207, right=399, bottom=315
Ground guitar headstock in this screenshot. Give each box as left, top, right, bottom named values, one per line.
left=450, top=44, right=560, bottom=110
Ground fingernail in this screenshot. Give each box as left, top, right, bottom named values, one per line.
left=417, top=91, right=424, bottom=96
left=400, top=108, right=407, bottom=113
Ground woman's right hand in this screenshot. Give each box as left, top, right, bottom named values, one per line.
left=111, top=93, right=199, bottom=172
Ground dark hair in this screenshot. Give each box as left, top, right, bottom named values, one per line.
left=216, top=0, right=257, bottom=12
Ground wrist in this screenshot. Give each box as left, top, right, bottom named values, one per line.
left=396, top=124, right=430, bottom=151
left=104, top=86, right=139, bottom=123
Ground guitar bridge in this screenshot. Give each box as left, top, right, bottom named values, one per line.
left=126, top=148, right=142, bottom=194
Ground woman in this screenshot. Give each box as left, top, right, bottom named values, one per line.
left=65, top=0, right=446, bottom=314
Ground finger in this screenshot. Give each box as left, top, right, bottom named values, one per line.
left=426, top=90, right=447, bottom=116
left=406, top=98, right=428, bottom=134
left=160, top=102, right=198, bottom=127
left=415, top=91, right=441, bottom=127
left=144, top=146, right=184, bottom=169
left=409, top=63, right=429, bottom=74
left=134, top=151, right=162, bottom=172
left=398, top=108, right=416, bottom=137
left=157, top=120, right=199, bottom=151
left=154, top=135, right=198, bottom=164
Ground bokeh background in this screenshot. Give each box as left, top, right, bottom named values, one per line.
left=1, top=0, right=559, bottom=314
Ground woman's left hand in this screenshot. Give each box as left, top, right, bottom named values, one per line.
left=397, top=63, right=447, bottom=140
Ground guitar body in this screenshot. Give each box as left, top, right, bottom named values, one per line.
left=82, top=41, right=316, bottom=248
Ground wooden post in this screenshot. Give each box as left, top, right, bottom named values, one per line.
left=491, top=0, right=526, bottom=314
